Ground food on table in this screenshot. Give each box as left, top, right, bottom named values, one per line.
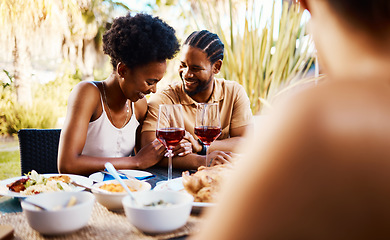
left=7, top=178, right=29, bottom=192
left=46, top=196, right=78, bottom=211
left=98, top=179, right=147, bottom=193
left=143, top=199, right=172, bottom=208
left=99, top=183, right=138, bottom=192
left=182, top=164, right=233, bottom=203
left=47, top=175, right=71, bottom=183
left=66, top=196, right=77, bottom=208
left=6, top=170, right=75, bottom=195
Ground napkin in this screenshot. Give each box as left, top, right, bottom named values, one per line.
left=102, top=169, right=128, bottom=181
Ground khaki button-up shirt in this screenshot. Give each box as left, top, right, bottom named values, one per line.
left=142, top=78, right=253, bottom=141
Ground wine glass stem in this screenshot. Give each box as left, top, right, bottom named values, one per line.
left=205, top=145, right=210, bottom=167
left=168, top=149, right=173, bottom=181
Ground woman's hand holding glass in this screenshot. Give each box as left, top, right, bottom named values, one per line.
left=134, top=139, right=166, bottom=168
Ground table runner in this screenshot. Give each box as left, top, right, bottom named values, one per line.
left=0, top=202, right=202, bottom=240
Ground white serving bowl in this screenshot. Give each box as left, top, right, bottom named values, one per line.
left=21, top=191, right=95, bottom=235
left=122, top=190, right=193, bottom=233
left=92, top=179, right=151, bottom=211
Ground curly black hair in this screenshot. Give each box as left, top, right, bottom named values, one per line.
left=103, top=13, right=180, bottom=69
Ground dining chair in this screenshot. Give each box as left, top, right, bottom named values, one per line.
left=18, top=129, right=61, bottom=175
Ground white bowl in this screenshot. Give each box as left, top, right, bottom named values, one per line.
left=92, top=179, right=151, bottom=211
left=122, top=191, right=193, bottom=233
left=21, top=191, right=95, bottom=235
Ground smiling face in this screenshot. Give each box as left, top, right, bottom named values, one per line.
left=179, top=45, right=217, bottom=98
left=119, top=61, right=167, bottom=102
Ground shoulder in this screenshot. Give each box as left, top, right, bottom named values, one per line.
left=134, top=97, right=148, bottom=120
left=159, top=81, right=183, bottom=97
left=72, top=81, right=99, bottom=91
left=63, top=81, right=102, bottom=127
left=68, top=81, right=100, bottom=105
left=266, top=78, right=390, bottom=147
left=216, top=78, right=249, bottom=105
left=149, top=81, right=183, bottom=105
left=218, top=78, right=247, bottom=95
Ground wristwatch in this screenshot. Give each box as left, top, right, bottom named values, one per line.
left=197, top=139, right=207, bottom=155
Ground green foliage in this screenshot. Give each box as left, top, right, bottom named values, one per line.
left=0, top=150, right=20, bottom=180
left=2, top=70, right=14, bottom=88
left=37, top=69, right=82, bottom=114
left=0, top=70, right=81, bottom=136
left=93, top=60, right=112, bottom=81
left=188, top=0, right=314, bottom=114
left=0, top=100, right=57, bottom=136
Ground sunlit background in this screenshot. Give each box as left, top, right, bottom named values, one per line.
left=0, top=0, right=314, bottom=135
left=0, top=0, right=314, bottom=180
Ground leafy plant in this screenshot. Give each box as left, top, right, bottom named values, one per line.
left=2, top=69, right=14, bottom=88
left=188, top=0, right=314, bottom=114
left=0, top=70, right=81, bottom=136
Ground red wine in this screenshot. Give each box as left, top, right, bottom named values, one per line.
left=194, top=126, right=222, bottom=145
left=156, top=128, right=185, bottom=150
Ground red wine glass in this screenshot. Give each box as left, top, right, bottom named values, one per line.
left=194, top=103, right=222, bottom=167
left=156, top=104, right=185, bottom=181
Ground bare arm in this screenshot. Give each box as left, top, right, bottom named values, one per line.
left=133, top=98, right=148, bottom=153
left=58, top=83, right=164, bottom=176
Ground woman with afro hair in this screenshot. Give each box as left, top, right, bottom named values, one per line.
left=58, top=13, right=180, bottom=175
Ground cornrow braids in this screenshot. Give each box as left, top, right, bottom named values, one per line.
left=184, top=30, right=224, bottom=64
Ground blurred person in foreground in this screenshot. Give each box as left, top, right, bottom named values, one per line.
left=191, top=0, right=390, bottom=239
left=58, top=13, right=180, bottom=176
left=141, top=30, right=253, bottom=169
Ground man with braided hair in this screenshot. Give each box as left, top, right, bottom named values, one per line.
left=141, top=30, right=253, bottom=169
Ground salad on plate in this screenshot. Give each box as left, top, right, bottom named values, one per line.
left=6, top=170, right=75, bottom=196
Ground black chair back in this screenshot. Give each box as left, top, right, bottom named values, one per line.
left=18, top=129, right=61, bottom=175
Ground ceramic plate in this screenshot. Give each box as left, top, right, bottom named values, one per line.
left=153, top=177, right=185, bottom=191
left=0, top=174, right=93, bottom=198
left=88, top=170, right=154, bottom=182
left=153, top=177, right=215, bottom=211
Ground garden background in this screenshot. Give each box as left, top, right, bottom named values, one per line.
left=0, top=0, right=315, bottom=180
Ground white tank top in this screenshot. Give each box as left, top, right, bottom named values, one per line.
left=81, top=85, right=139, bottom=158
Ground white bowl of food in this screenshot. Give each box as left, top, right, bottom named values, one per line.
left=21, top=191, right=95, bottom=235
left=92, top=179, right=151, bottom=211
left=122, top=190, right=193, bottom=233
